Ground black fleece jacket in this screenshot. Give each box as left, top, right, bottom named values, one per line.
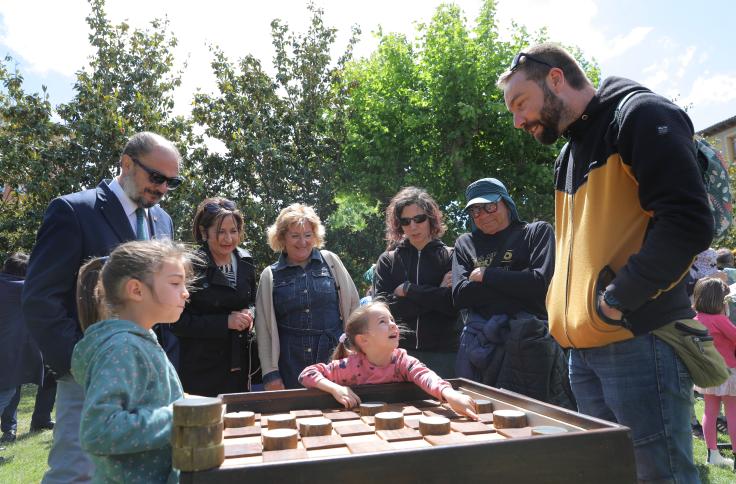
left=374, top=238, right=459, bottom=351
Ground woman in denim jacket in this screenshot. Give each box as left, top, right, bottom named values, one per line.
left=255, top=204, right=359, bottom=389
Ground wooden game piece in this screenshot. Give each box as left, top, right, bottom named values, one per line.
left=172, top=421, right=223, bottom=448
left=376, top=427, right=422, bottom=442
left=172, top=443, right=225, bottom=472
left=334, top=422, right=375, bottom=437
left=266, top=414, right=297, bottom=430
left=450, top=420, right=494, bottom=435
left=173, top=397, right=223, bottom=427
left=418, top=416, right=451, bottom=436
left=298, top=417, right=333, bottom=437
left=262, top=428, right=299, bottom=451
left=224, top=442, right=262, bottom=458
left=359, top=402, right=387, bottom=417
left=262, top=448, right=308, bottom=463
left=223, top=411, right=255, bottom=428
left=374, top=411, right=404, bottom=430
left=223, top=425, right=261, bottom=438
left=492, top=409, right=527, bottom=429
left=473, top=399, right=493, bottom=414
left=301, top=434, right=346, bottom=450
left=531, top=426, right=568, bottom=436
left=323, top=410, right=361, bottom=421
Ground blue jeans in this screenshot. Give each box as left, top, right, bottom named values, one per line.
left=42, top=374, right=94, bottom=483
left=0, top=387, right=16, bottom=420
left=569, top=334, right=698, bottom=483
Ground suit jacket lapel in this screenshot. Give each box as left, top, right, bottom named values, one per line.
left=97, top=181, right=135, bottom=242
left=149, top=206, right=172, bottom=239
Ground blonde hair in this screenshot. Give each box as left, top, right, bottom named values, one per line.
left=266, top=203, right=326, bottom=253
left=76, top=240, right=199, bottom=331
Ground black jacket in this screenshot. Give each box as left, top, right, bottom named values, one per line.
left=374, top=239, right=459, bottom=351
left=452, top=221, right=555, bottom=320
left=172, top=246, right=260, bottom=396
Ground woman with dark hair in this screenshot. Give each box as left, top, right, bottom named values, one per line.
left=171, top=197, right=260, bottom=396
left=373, top=187, right=459, bottom=377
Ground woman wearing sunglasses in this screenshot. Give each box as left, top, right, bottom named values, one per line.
left=373, top=187, right=459, bottom=378
left=171, top=197, right=261, bottom=396
left=255, top=203, right=359, bottom=390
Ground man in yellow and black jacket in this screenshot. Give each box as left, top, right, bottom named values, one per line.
left=498, top=43, right=712, bottom=482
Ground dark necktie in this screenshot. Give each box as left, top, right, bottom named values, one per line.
left=135, top=208, right=149, bottom=241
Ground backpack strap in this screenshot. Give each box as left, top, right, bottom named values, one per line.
left=613, top=89, right=650, bottom=133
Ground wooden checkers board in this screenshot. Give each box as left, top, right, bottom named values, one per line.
left=180, top=379, right=637, bottom=484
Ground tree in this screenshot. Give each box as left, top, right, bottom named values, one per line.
left=0, top=0, right=194, bottom=255
left=191, top=2, right=360, bottom=270
left=0, top=58, right=66, bottom=255
left=337, top=0, right=600, bottom=266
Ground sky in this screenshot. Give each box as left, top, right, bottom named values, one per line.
left=0, top=0, right=734, bottom=132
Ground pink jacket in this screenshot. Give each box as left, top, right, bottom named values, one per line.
left=696, top=312, right=736, bottom=368
left=298, top=348, right=452, bottom=400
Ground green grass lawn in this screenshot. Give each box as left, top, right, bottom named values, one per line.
left=1, top=386, right=735, bottom=482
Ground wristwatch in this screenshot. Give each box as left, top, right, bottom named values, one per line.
left=603, top=290, right=627, bottom=314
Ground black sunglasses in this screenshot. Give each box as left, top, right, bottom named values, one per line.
left=467, top=202, right=498, bottom=217
left=205, top=200, right=237, bottom=213
left=130, top=156, right=184, bottom=189
left=509, top=52, right=555, bottom=72
left=399, top=214, right=428, bottom=226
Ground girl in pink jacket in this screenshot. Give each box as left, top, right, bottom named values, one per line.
left=298, top=301, right=477, bottom=419
left=693, top=277, right=736, bottom=470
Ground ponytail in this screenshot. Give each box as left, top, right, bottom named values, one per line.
left=331, top=338, right=351, bottom=360
left=76, top=257, right=107, bottom=332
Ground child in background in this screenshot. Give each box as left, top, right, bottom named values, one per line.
left=692, top=277, right=736, bottom=470
left=70, top=240, right=196, bottom=483
left=299, top=301, right=478, bottom=419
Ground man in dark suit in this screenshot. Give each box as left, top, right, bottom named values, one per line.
left=22, top=131, right=184, bottom=483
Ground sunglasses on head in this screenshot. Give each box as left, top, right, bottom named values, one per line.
left=509, top=52, right=555, bottom=73
left=399, top=214, right=428, bottom=226
left=204, top=200, right=237, bottom=213
left=467, top=202, right=499, bottom=217
left=130, top=156, right=183, bottom=189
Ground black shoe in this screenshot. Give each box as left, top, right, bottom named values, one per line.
left=29, top=421, right=54, bottom=432
left=692, top=422, right=705, bottom=440
left=0, top=431, right=15, bottom=443
left=716, top=416, right=729, bottom=434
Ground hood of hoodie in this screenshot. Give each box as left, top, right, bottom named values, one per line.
left=71, top=319, right=159, bottom=384
left=564, top=76, right=650, bottom=140
left=396, top=237, right=446, bottom=253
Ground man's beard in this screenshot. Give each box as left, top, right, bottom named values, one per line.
left=531, top=82, right=566, bottom=145
left=121, top=173, right=161, bottom=208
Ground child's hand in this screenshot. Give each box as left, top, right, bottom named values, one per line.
left=330, top=384, right=361, bottom=409
left=442, top=388, right=479, bottom=421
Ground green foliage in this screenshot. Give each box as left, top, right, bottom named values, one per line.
left=190, top=1, right=360, bottom=271
left=0, top=0, right=193, bottom=255
left=339, top=0, right=582, bottom=264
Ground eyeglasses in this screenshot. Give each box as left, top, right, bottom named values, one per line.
left=130, top=156, right=184, bottom=189
left=509, top=52, right=555, bottom=73
left=467, top=202, right=498, bottom=217
left=205, top=200, right=237, bottom=213
left=399, top=214, right=428, bottom=226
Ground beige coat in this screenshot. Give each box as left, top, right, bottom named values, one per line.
left=254, top=250, right=360, bottom=379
